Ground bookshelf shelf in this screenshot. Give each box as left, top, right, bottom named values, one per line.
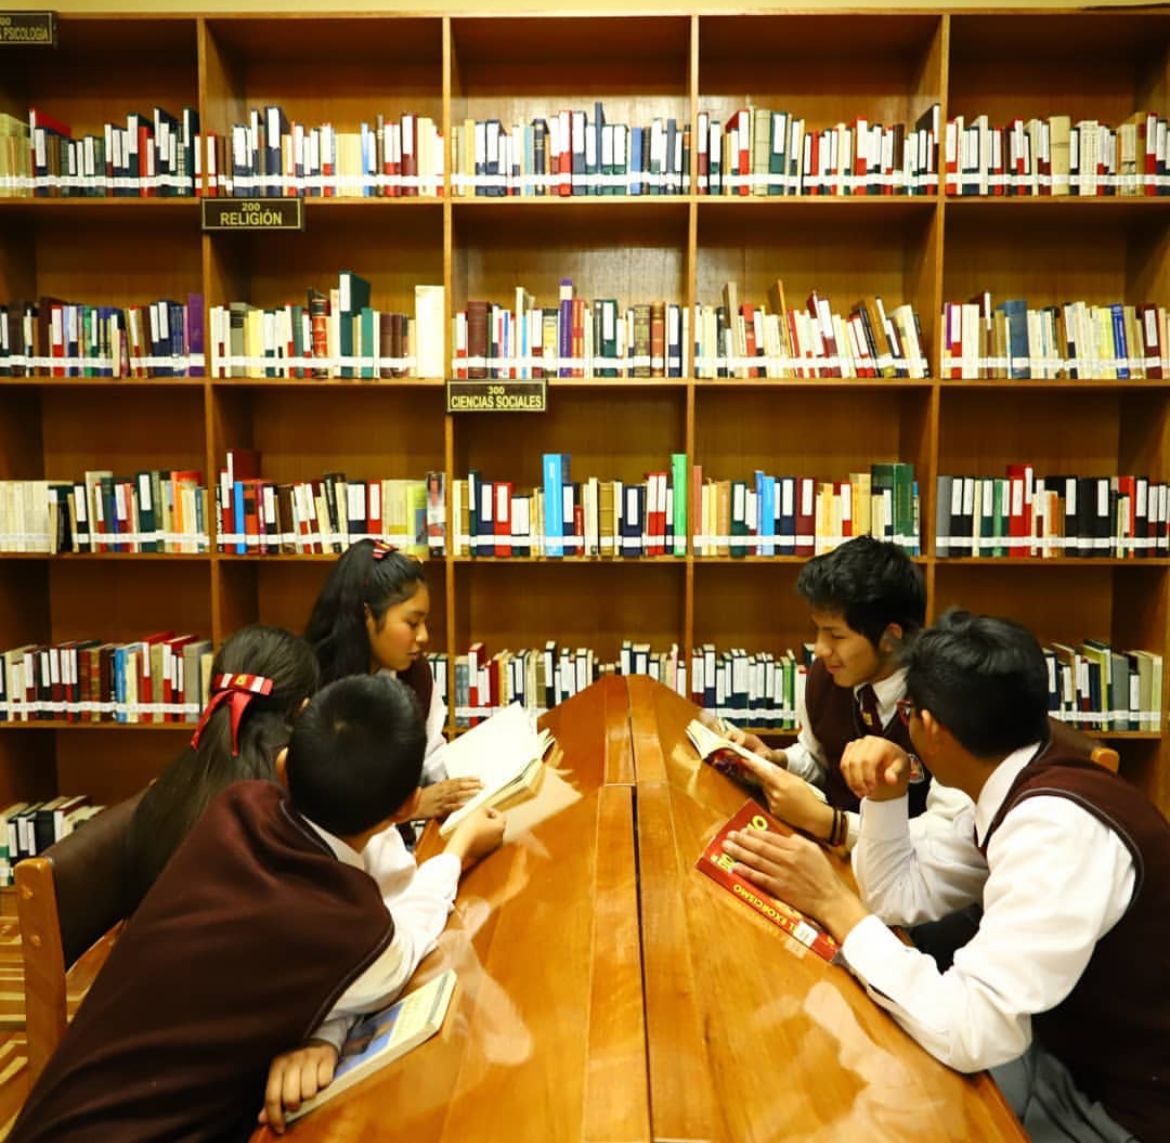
left=0, top=722, right=195, bottom=732
left=1, top=6, right=1168, bottom=810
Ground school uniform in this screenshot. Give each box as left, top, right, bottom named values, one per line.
left=10, top=781, right=394, bottom=1143
left=787, top=660, right=941, bottom=847
left=383, top=656, right=447, bottom=783
left=846, top=741, right=1170, bottom=1141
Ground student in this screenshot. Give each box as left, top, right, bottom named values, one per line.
left=305, top=538, right=479, bottom=820
left=10, top=674, right=505, bottom=1143
left=727, top=535, right=938, bottom=849
left=722, top=611, right=1170, bottom=1142
left=125, top=623, right=319, bottom=900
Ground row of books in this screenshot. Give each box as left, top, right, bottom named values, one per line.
left=209, top=278, right=445, bottom=380
left=1046, top=641, right=1162, bottom=731
left=936, top=471, right=1170, bottom=559
left=0, top=798, right=106, bottom=881
left=450, top=109, right=688, bottom=197
left=453, top=285, right=686, bottom=380
left=697, top=105, right=940, bottom=197
left=452, top=455, right=688, bottom=559
left=944, top=112, right=1170, bottom=198
left=693, top=465, right=920, bottom=557
left=695, top=282, right=927, bottom=379
left=453, top=641, right=690, bottom=726
left=0, top=296, right=205, bottom=378
left=0, top=473, right=209, bottom=554
left=450, top=637, right=1162, bottom=734
left=215, top=452, right=445, bottom=556
left=0, top=107, right=200, bottom=198
left=205, top=110, right=443, bottom=198
left=942, top=297, right=1170, bottom=381
left=0, top=634, right=212, bottom=724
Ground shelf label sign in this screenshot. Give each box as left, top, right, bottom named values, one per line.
left=0, top=11, right=57, bottom=45
left=201, top=198, right=304, bottom=232
left=446, top=379, right=547, bottom=413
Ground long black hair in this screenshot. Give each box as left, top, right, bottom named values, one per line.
left=126, top=624, right=320, bottom=898
left=305, top=539, right=427, bottom=684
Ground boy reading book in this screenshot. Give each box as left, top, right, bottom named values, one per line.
left=10, top=672, right=504, bottom=1143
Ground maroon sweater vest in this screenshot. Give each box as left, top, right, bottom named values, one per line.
left=980, top=745, right=1170, bottom=1140
left=803, top=659, right=931, bottom=816
left=11, top=782, right=394, bottom=1143
left=396, top=654, right=434, bottom=723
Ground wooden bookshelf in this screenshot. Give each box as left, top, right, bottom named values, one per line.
left=1, top=8, right=1169, bottom=810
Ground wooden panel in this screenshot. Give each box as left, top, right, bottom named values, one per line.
left=48, top=562, right=212, bottom=645
left=631, top=676, right=1026, bottom=1142
left=213, top=388, right=447, bottom=482
left=0, top=563, right=51, bottom=649
left=694, top=386, right=932, bottom=483
left=700, top=14, right=942, bottom=126
left=206, top=210, right=444, bottom=316
left=454, top=387, right=686, bottom=484
left=0, top=734, right=56, bottom=806
left=947, top=14, right=1170, bottom=122
left=457, top=561, right=685, bottom=664
left=453, top=203, right=688, bottom=315
left=692, top=562, right=812, bottom=656
left=696, top=201, right=939, bottom=364
left=55, top=727, right=189, bottom=804
left=0, top=390, right=45, bottom=479
left=40, top=389, right=205, bottom=476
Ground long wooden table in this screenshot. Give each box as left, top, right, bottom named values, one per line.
left=263, top=676, right=1025, bottom=1142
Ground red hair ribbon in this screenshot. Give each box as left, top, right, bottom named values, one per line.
left=371, top=540, right=398, bottom=560
left=190, top=672, right=275, bottom=757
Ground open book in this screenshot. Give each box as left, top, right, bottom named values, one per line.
left=435, top=703, right=556, bottom=837
left=697, top=801, right=840, bottom=962
left=685, top=718, right=826, bottom=803
left=288, top=969, right=458, bottom=1120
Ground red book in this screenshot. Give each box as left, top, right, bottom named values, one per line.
left=1006, top=462, right=1035, bottom=556
left=696, top=799, right=840, bottom=963
left=794, top=476, right=816, bottom=556
left=494, top=480, right=512, bottom=558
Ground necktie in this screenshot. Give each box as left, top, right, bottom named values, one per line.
left=856, top=683, right=881, bottom=733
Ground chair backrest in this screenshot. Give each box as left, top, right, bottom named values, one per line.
left=1090, top=746, right=1120, bottom=773
left=1047, top=717, right=1120, bottom=774
left=16, top=790, right=144, bottom=1085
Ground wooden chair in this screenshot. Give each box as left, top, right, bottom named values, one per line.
left=1047, top=716, right=1120, bottom=774
left=15, top=791, right=144, bottom=1085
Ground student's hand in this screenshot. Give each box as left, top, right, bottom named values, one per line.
left=446, top=806, right=506, bottom=867
left=415, top=777, right=483, bottom=819
left=841, top=736, right=912, bottom=802
left=725, top=726, right=786, bottom=766
left=736, top=751, right=831, bottom=838
left=259, top=1039, right=338, bottom=1134
left=721, top=826, right=869, bottom=944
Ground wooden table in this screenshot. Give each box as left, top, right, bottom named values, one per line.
left=265, top=674, right=647, bottom=1143
left=628, top=676, right=1025, bottom=1142
left=264, top=676, right=1024, bottom=1142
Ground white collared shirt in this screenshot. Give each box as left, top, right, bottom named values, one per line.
left=843, top=742, right=1136, bottom=1072
left=378, top=666, right=449, bottom=784
left=304, top=817, right=460, bottom=1050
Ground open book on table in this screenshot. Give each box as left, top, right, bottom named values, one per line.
left=288, top=969, right=458, bottom=1120
left=435, top=703, right=556, bottom=837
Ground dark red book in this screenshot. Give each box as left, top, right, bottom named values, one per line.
left=696, top=799, right=840, bottom=963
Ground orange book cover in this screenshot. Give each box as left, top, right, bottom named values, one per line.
left=696, top=799, right=840, bottom=963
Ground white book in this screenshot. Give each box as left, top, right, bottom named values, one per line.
left=288, top=969, right=457, bottom=1120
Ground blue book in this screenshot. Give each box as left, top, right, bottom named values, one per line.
left=542, top=453, right=566, bottom=557
left=630, top=127, right=643, bottom=195
left=233, top=481, right=246, bottom=555
left=1111, top=303, right=1129, bottom=379
left=997, top=299, right=1029, bottom=379
left=757, top=472, right=776, bottom=557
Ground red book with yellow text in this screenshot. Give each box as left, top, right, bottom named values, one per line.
left=696, top=799, right=840, bottom=962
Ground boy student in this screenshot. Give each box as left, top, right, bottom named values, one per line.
left=727, top=535, right=941, bottom=849
left=11, top=674, right=505, bottom=1142
left=723, top=611, right=1170, bottom=1142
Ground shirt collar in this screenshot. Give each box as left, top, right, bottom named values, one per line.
left=855, top=668, right=907, bottom=724
left=973, top=741, right=1045, bottom=846
left=303, top=816, right=366, bottom=871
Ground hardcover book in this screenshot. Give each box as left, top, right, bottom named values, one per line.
left=696, top=799, right=840, bottom=962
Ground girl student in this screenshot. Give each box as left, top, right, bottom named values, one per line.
left=126, top=624, right=320, bottom=900
left=304, top=538, right=480, bottom=821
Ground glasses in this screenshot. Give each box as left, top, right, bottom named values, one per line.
left=896, top=697, right=917, bottom=726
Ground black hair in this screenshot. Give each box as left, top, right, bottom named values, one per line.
left=305, top=539, right=427, bottom=684
left=796, top=535, right=925, bottom=649
left=287, top=674, right=425, bottom=837
left=905, top=609, right=1050, bottom=758
left=126, top=625, right=320, bottom=899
